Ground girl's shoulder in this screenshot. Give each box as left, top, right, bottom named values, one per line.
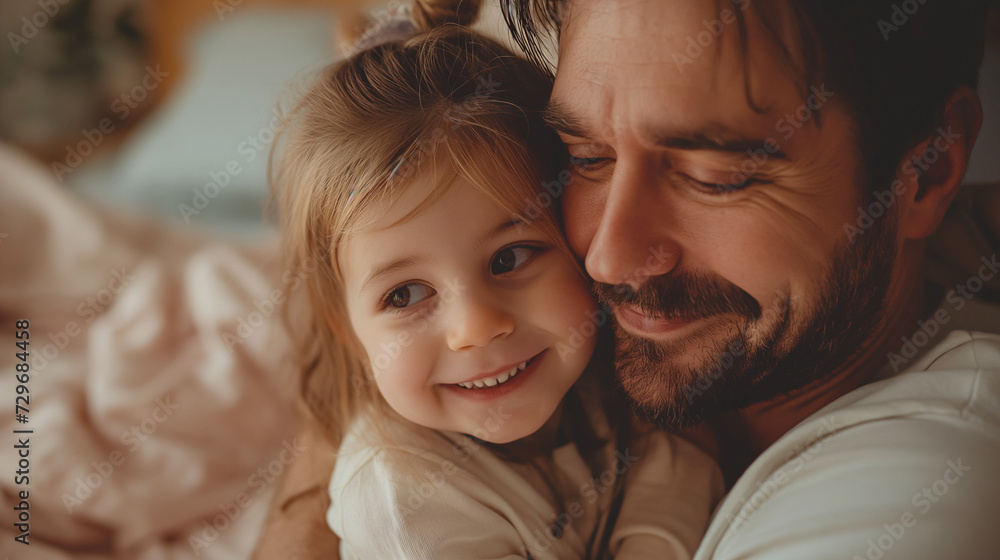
left=330, top=412, right=503, bottom=493
left=326, top=414, right=554, bottom=556
left=333, top=413, right=449, bottom=476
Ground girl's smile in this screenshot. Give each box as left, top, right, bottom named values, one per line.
left=442, top=351, right=544, bottom=401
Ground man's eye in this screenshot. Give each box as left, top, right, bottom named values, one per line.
left=490, top=245, right=544, bottom=275
left=683, top=174, right=761, bottom=194
left=384, top=283, right=435, bottom=309
left=569, top=156, right=610, bottom=171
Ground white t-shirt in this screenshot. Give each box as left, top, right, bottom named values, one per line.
left=327, top=376, right=723, bottom=560
left=696, top=299, right=1000, bottom=559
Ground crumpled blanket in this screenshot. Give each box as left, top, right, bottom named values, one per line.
left=0, top=144, right=298, bottom=559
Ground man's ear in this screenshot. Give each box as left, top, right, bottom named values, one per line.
left=896, top=86, right=984, bottom=241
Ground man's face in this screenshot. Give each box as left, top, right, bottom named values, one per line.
left=550, top=0, right=899, bottom=427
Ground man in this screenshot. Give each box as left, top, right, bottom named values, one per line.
left=254, top=0, right=1000, bottom=557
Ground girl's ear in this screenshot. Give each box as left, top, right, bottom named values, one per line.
left=896, top=86, right=984, bottom=241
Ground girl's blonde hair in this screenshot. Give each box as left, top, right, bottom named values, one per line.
left=270, top=1, right=577, bottom=450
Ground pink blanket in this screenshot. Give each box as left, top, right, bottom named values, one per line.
left=0, top=145, right=298, bottom=559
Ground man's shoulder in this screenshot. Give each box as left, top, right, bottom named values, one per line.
left=697, top=329, right=1000, bottom=560
left=836, top=328, right=1000, bottom=428
left=783, top=326, right=1000, bottom=476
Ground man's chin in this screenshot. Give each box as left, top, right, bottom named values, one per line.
left=612, top=328, right=749, bottom=429
left=610, top=299, right=805, bottom=430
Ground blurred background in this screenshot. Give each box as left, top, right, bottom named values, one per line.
left=1, top=0, right=996, bottom=239
left=0, top=1, right=997, bottom=559
left=0, top=0, right=520, bottom=237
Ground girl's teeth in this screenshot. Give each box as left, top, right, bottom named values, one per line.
left=456, top=359, right=532, bottom=390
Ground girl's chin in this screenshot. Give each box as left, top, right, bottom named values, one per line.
left=452, top=414, right=548, bottom=445
left=467, top=408, right=563, bottom=447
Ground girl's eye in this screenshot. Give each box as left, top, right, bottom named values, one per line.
left=384, top=283, right=435, bottom=309
left=490, top=246, right=542, bottom=275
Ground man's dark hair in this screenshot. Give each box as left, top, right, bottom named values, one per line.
left=503, top=0, right=989, bottom=191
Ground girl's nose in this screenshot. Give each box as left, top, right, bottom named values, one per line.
left=446, top=294, right=515, bottom=351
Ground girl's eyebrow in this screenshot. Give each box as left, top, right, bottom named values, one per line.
left=360, top=219, right=522, bottom=295
left=476, top=219, right=523, bottom=248
left=361, top=255, right=431, bottom=295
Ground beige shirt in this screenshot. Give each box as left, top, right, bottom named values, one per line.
left=696, top=299, right=1000, bottom=559
left=328, top=380, right=723, bottom=559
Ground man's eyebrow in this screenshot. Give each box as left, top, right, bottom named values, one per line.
left=361, top=255, right=430, bottom=295
left=542, top=100, right=588, bottom=138
left=650, top=128, right=790, bottom=161
left=543, top=102, right=789, bottom=162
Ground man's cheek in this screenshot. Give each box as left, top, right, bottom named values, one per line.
left=562, top=198, right=599, bottom=259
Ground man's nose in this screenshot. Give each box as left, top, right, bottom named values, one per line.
left=446, top=292, right=515, bottom=351
left=585, top=160, right=680, bottom=286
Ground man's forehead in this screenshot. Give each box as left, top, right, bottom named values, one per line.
left=560, top=0, right=743, bottom=59
left=553, top=0, right=809, bottom=140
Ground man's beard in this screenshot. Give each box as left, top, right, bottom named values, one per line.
left=595, top=207, right=897, bottom=430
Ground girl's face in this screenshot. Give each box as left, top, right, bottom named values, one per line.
left=341, top=170, right=599, bottom=443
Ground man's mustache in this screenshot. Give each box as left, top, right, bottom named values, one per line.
left=593, top=270, right=761, bottom=322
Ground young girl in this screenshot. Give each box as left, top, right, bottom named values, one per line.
left=270, top=1, right=722, bottom=558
